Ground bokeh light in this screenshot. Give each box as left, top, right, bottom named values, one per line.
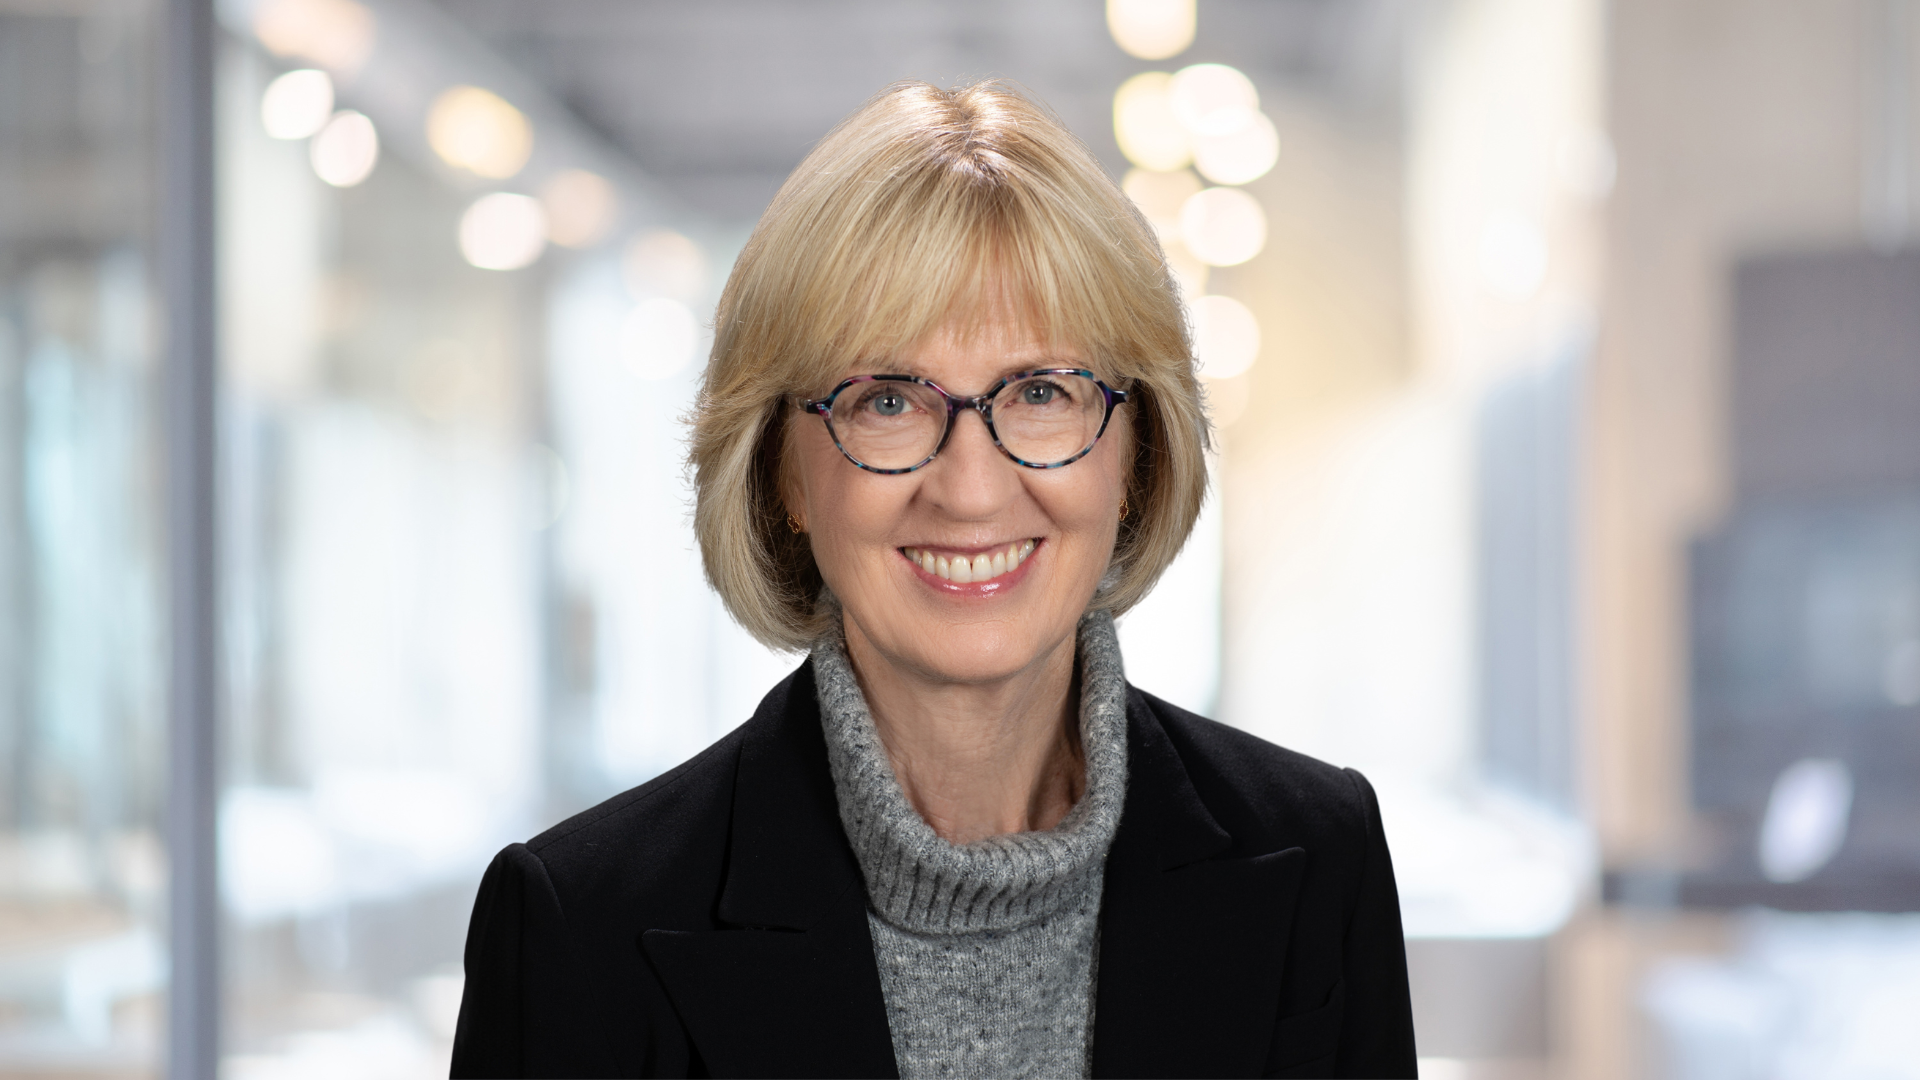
left=1114, top=72, right=1191, bottom=172
left=428, top=86, right=534, bottom=180
left=1170, top=64, right=1259, bottom=137
left=1162, top=241, right=1209, bottom=301
left=251, top=0, right=375, bottom=75
left=260, top=69, right=334, bottom=140
left=458, top=193, right=547, bottom=271
left=1758, top=759, right=1853, bottom=884
left=1123, top=169, right=1213, bottom=299
left=308, top=110, right=378, bottom=187
left=1123, top=167, right=1203, bottom=240
left=1477, top=211, right=1549, bottom=299
left=1106, top=0, right=1195, bottom=60
left=1192, top=111, right=1279, bottom=186
left=620, top=298, right=699, bottom=380
left=1180, top=186, right=1267, bottom=266
left=1191, top=294, right=1260, bottom=379
left=622, top=229, right=708, bottom=303
left=539, top=169, right=619, bottom=249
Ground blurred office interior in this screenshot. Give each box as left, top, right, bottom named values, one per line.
left=3, top=0, right=1920, bottom=1075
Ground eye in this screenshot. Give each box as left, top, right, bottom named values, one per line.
left=870, top=392, right=908, bottom=416
left=1021, top=382, right=1058, bottom=405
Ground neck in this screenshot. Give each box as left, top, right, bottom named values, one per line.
left=842, top=618, right=1085, bottom=845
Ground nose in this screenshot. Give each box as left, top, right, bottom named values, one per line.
left=920, top=405, right=1020, bottom=518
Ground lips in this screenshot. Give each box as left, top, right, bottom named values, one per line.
left=901, top=539, right=1038, bottom=584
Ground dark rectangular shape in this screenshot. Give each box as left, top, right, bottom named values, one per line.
left=1730, top=250, right=1920, bottom=500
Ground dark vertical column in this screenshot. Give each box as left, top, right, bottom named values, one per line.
left=160, top=0, right=219, bottom=1074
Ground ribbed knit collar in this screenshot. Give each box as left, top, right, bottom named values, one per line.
left=812, top=609, right=1130, bottom=936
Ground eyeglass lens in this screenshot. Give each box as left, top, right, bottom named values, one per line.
left=827, top=372, right=1108, bottom=470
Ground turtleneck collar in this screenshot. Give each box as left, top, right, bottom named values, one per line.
left=811, top=609, right=1131, bottom=936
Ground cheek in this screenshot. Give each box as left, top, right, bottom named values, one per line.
left=790, top=419, right=868, bottom=509
left=1030, top=442, right=1129, bottom=539
left=789, top=424, right=906, bottom=559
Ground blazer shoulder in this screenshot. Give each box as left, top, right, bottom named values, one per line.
left=529, top=719, right=748, bottom=855
left=1135, top=688, right=1377, bottom=846
left=509, top=661, right=815, bottom=924
left=512, top=717, right=751, bottom=925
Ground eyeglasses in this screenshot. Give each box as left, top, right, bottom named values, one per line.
left=799, top=369, right=1129, bottom=474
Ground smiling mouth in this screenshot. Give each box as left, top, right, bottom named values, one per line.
left=901, top=539, right=1038, bottom=584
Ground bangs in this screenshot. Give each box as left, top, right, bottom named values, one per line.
left=824, top=196, right=1163, bottom=385
left=718, top=82, right=1184, bottom=398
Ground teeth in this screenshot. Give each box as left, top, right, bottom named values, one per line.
left=905, top=541, right=1039, bottom=584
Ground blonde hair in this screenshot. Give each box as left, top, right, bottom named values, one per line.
left=690, top=80, right=1211, bottom=651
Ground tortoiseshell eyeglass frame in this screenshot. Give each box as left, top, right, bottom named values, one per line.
left=797, top=368, right=1130, bottom=475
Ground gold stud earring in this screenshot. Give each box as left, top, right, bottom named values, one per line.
left=1118, top=496, right=1130, bottom=522
left=787, top=512, right=805, bottom=534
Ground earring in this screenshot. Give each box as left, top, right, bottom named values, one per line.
left=1118, top=496, right=1131, bottom=522
left=787, top=512, right=805, bottom=534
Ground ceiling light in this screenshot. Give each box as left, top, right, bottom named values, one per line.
left=1192, top=111, right=1279, bottom=186
left=459, top=193, right=546, bottom=271
left=623, top=230, right=708, bottom=303
left=428, top=86, right=533, bottom=180
left=1170, top=64, right=1260, bottom=137
left=261, top=69, right=334, bottom=140
left=1106, top=0, right=1195, bottom=60
left=1123, top=167, right=1203, bottom=240
left=309, top=110, right=378, bottom=187
left=540, top=170, right=619, bottom=249
left=1114, top=72, right=1191, bottom=172
left=1180, top=187, right=1267, bottom=266
left=252, top=0, right=375, bottom=75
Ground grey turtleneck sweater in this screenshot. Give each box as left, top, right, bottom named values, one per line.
left=812, top=610, right=1131, bottom=1080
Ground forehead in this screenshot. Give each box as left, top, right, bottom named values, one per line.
left=854, top=290, right=1088, bottom=383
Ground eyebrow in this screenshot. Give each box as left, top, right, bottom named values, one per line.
left=859, top=355, right=1088, bottom=380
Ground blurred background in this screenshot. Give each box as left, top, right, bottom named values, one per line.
left=4, top=0, right=1920, bottom=1075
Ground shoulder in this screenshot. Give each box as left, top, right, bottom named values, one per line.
left=509, top=662, right=815, bottom=927
left=1133, top=687, right=1380, bottom=854
left=501, top=720, right=748, bottom=929
left=532, top=718, right=747, bottom=857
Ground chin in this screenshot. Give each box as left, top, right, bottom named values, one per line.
left=865, top=613, right=1060, bottom=685
left=925, top=636, right=1050, bottom=684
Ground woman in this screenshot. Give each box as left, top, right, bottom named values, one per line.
left=452, top=80, right=1416, bottom=1079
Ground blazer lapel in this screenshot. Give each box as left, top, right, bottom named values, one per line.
left=641, top=663, right=899, bottom=1079
left=1092, top=689, right=1308, bottom=1079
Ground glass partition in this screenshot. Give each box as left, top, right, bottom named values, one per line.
left=211, top=2, right=792, bottom=1072
left=0, top=3, right=168, bottom=1075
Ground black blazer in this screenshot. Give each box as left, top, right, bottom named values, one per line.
left=451, top=661, right=1418, bottom=1078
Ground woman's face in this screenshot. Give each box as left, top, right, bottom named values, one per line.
left=786, top=311, right=1130, bottom=687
